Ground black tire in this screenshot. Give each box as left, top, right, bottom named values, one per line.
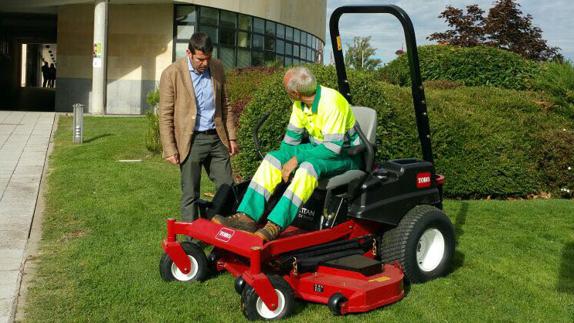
left=327, top=293, right=347, bottom=316
left=159, top=241, right=209, bottom=282
left=241, top=275, right=295, bottom=321
left=235, top=276, right=246, bottom=295
left=379, top=205, right=455, bottom=283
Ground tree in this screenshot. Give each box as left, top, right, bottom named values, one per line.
left=484, top=0, right=559, bottom=61
left=428, top=4, right=486, bottom=47
left=427, top=0, right=560, bottom=61
left=344, top=36, right=381, bottom=70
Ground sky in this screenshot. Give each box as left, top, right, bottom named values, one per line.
left=323, top=0, right=574, bottom=65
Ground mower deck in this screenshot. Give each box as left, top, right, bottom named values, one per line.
left=162, top=218, right=404, bottom=315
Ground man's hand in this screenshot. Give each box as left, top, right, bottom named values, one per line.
left=165, top=153, right=180, bottom=165
left=229, top=140, right=240, bottom=156
left=281, top=157, right=298, bottom=182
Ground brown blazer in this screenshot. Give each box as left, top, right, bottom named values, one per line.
left=158, top=57, right=237, bottom=159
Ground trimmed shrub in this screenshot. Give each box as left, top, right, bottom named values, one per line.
left=144, top=89, right=161, bottom=154
left=533, top=61, right=574, bottom=118
left=234, top=65, right=574, bottom=198
left=378, top=45, right=539, bottom=90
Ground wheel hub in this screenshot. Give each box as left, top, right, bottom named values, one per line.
left=171, top=255, right=199, bottom=281
left=416, top=228, right=445, bottom=272
left=256, top=289, right=285, bottom=319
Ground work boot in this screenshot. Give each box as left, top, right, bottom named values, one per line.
left=254, top=221, right=282, bottom=242
left=211, top=213, right=257, bottom=233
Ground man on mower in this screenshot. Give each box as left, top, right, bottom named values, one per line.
left=213, top=67, right=362, bottom=241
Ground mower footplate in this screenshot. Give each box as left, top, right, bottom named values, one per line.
left=290, top=262, right=404, bottom=315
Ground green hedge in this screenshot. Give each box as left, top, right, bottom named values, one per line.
left=378, top=45, right=539, bottom=90
left=234, top=65, right=574, bottom=197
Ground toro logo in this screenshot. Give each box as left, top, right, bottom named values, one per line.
left=416, top=172, right=432, bottom=189
left=215, top=227, right=235, bottom=242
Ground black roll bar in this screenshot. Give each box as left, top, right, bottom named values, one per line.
left=329, top=5, right=434, bottom=165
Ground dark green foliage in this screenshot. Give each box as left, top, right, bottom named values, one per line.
left=532, top=128, right=574, bottom=197
left=145, top=89, right=161, bottom=154
left=234, top=65, right=573, bottom=197
left=533, top=61, right=574, bottom=118
left=378, top=45, right=538, bottom=90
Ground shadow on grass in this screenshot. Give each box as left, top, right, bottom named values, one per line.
left=450, top=202, right=468, bottom=274
left=84, top=133, right=113, bottom=143
left=558, top=241, right=574, bottom=294
left=454, top=201, right=469, bottom=238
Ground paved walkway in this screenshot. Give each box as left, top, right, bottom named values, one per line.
left=0, top=111, right=55, bottom=323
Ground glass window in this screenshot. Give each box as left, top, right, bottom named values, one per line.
left=276, top=24, right=285, bottom=39
left=293, top=58, right=300, bottom=65
left=293, top=29, right=300, bottom=43
left=220, top=47, right=235, bottom=69
left=237, top=49, right=250, bottom=67
left=199, top=7, right=218, bottom=25
left=252, top=34, right=264, bottom=50
left=239, top=14, right=251, bottom=31
left=220, top=29, right=235, bottom=47
left=285, top=56, right=293, bottom=66
left=253, top=17, right=265, bottom=33
left=285, top=26, right=293, bottom=41
left=307, top=47, right=313, bottom=61
left=176, top=6, right=196, bottom=24
left=238, top=31, right=250, bottom=48
left=176, top=25, right=195, bottom=40
left=212, top=47, right=218, bottom=59
left=175, top=42, right=188, bottom=58
left=264, top=35, right=274, bottom=51
left=285, top=42, right=292, bottom=56
left=293, top=44, right=299, bottom=58
left=200, top=25, right=218, bottom=43
left=276, top=39, right=284, bottom=54
left=252, top=51, right=264, bottom=66
left=312, top=36, right=316, bottom=49
left=264, top=51, right=275, bottom=65
left=301, top=32, right=307, bottom=47
left=220, top=11, right=236, bottom=29
left=265, top=21, right=275, bottom=35
left=307, top=33, right=313, bottom=47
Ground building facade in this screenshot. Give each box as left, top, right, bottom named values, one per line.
left=0, top=0, right=327, bottom=114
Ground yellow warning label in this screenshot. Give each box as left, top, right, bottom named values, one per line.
left=369, top=276, right=390, bottom=283
left=336, top=36, right=342, bottom=51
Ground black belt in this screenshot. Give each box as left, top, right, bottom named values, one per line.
left=194, top=129, right=217, bottom=135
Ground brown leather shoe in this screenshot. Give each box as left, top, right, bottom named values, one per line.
left=254, top=221, right=282, bottom=242
left=212, top=213, right=257, bottom=233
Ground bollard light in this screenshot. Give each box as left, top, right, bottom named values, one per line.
left=73, top=103, right=84, bottom=144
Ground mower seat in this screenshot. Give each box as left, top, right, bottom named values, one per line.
left=318, top=106, right=377, bottom=190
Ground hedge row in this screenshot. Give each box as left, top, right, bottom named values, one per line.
left=233, top=65, right=574, bottom=198
left=378, top=45, right=539, bottom=90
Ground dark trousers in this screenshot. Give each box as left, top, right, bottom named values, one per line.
left=180, top=133, right=234, bottom=222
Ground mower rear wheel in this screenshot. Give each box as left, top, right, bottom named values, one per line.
left=379, top=205, right=455, bottom=283
left=159, top=241, right=209, bottom=282
left=241, top=275, right=294, bottom=321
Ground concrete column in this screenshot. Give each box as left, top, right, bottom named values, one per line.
left=91, top=0, right=108, bottom=114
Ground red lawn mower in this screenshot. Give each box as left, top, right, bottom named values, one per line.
left=160, top=5, right=455, bottom=320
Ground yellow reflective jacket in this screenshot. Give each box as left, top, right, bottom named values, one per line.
left=281, top=85, right=361, bottom=162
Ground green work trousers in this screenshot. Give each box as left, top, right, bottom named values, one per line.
left=237, top=143, right=361, bottom=228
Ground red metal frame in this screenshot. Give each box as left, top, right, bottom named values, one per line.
left=162, top=217, right=404, bottom=314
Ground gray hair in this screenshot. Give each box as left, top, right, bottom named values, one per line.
left=286, top=67, right=317, bottom=96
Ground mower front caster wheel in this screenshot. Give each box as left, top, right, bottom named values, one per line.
left=241, top=275, right=294, bottom=321
left=159, top=241, right=209, bottom=282
left=328, top=293, right=347, bottom=315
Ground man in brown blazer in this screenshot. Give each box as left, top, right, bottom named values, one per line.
left=159, top=32, right=239, bottom=222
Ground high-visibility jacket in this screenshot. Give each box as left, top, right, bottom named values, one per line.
left=281, top=85, right=361, bottom=161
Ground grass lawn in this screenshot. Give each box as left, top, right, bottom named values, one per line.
left=24, top=116, right=574, bottom=322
